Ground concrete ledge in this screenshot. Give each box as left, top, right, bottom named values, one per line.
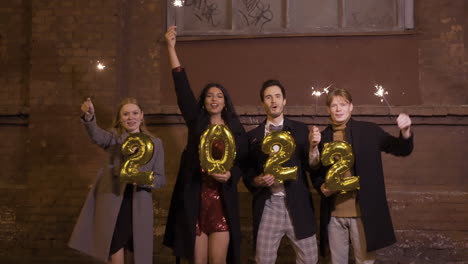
left=143, top=105, right=468, bottom=126
left=2, top=105, right=467, bottom=126
left=143, top=105, right=468, bottom=116
left=2, top=105, right=468, bottom=116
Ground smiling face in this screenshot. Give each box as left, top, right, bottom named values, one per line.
left=204, top=87, right=226, bottom=116
left=262, top=85, right=286, bottom=119
left=327, top=95, right=353, bottom=123
left=119, top=103, right=143, bottom=134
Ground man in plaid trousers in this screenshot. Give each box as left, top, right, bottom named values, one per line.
left=243, top=79, right=321, bottom=264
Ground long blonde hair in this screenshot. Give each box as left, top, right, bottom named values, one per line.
left=110, top=97, right=154, bottom=138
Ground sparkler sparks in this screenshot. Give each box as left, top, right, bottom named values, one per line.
left=311, top=84, right=332, bottom=116
left=173, top=0, right=184, bottom=27
left=311, top=84, right=331, bottom=97
left=96, top=61, right=106, bottom=71
left=374, top=85, right=388, bottom=102
left=173, top=0, right=183, bottom=7
left=373, top=84, right=392, bottom=113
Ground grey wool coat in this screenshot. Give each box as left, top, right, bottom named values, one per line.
left=68, top=117, right=165, bottom=263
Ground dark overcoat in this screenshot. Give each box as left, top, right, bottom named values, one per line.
left=315, top=118, right=413, bottom=254
left=243, top=118, right=318, bottom=247
left=68, top=117, right=166, bottom=263
left=163, top=69, right=248, bottom=264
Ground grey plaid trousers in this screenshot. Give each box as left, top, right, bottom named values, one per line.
left=256, top=196, right=318, bottom=264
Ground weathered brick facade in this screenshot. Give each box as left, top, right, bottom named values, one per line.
left=0, top=0, right=466, bottom=263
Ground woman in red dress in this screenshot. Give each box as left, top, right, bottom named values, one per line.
left=162, top=26, right=248, bottom=264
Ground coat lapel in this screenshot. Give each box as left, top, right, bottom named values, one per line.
left=323, top=124, right=333, bottom=143
left=283, top=117, right=294, bottom=134
left=347, top=118, right=358, bottom=157
left=250, top=120, right=267, bottom=145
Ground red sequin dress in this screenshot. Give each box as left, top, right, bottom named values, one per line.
left=196, top=139, right=230, bottom=235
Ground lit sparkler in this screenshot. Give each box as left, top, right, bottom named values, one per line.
left=311, top=84, right=332, bottom=117
left=96, top=61, right=106, bottom=71
left=374, top=84, right=392, bottom=113
left=173, top=0, right=184, bottom=27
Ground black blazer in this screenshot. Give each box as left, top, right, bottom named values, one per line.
left=314, top=118, right=414, bottom=254
left=163, top=69, right=248, bottom=264
left=244, top=118, right=318, bottom=247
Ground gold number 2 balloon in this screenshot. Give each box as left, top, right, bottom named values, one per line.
left=199, top=124, right=236, bottom=174
left=120, top=133, right=155, bottom=185
left=262, top=131, right=298, bottom=183
left=321, top=141, right=359, bottom=193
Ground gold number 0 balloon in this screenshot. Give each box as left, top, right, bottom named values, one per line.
left=262, top=131, right=298, bottom=183
left=321, top=141, right=359, bottom=193
left=199, top=124, right=236, bottom=174
left=120, top=133, right=155, bottom=185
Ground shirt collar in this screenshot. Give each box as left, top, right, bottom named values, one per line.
left=266, top=118, right=284, bottom=128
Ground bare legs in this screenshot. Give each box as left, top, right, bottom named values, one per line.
left=194, top=233, right=208, bottom=264
left=194, top=231, right=230, bottom=264
left=107, top=249, right=134, bottom=264
left=107, top=248, right=124, bottom=264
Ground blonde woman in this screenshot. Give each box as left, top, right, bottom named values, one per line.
left=69, top=97, right=165, bottom=264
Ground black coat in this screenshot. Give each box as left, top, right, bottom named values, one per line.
left=243, top=118, right=318, bottom=247
left=163, top=69, right=248, bottom=264
left=314, top=118, right=414, bottom=255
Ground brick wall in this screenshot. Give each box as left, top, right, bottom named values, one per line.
left=417, top=0, right=467, bottom=105
left=0, top=0, right=29, bottom=109
left=0, top=0, right=466, bottom=263
left=0, top=0, right=30, bottom=260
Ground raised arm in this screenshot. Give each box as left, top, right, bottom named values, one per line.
left=165, top=26, right=198, bottom=123
left=379, top=113, right=414, bottom=156
left=166, top=26, right=181, bottom=68
left=80, top=98, right=116, bottom=150
left=81, top=97, right=95, bottom=122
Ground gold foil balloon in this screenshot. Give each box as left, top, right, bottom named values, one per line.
left=262, top=131, right=298, bottom=183
left=199, top=124, right=236, bottom=174
left=120, top=133, right=155, bottom=185
left=321, top=141, right=359, bottom=193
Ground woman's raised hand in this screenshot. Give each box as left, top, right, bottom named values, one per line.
left=81, top=97, right=95, bottom=121
left=165, top=26, right=177, bottom=48
left=165, top=26, right=181, bottom=68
